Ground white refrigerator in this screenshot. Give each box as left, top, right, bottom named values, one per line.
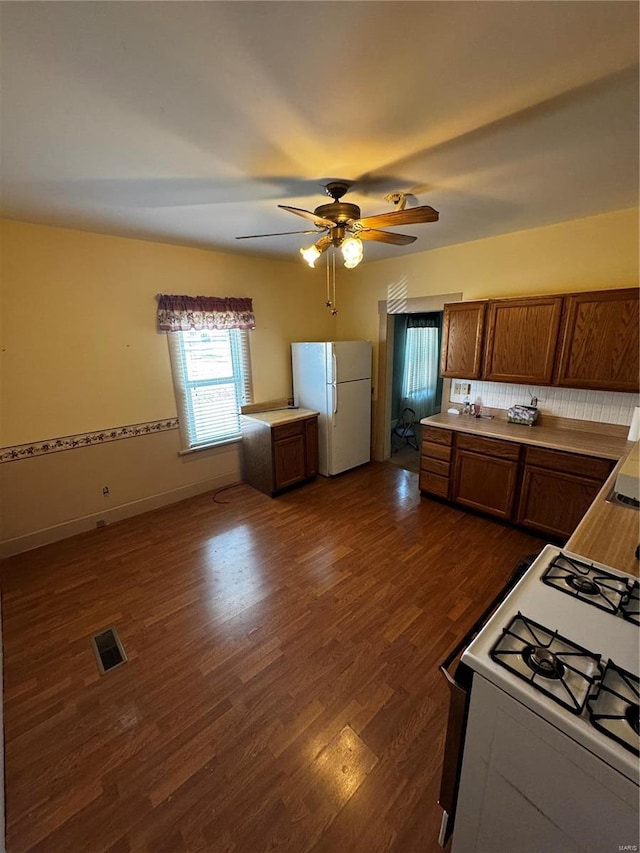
left=291, top=341, right=372, bottom=477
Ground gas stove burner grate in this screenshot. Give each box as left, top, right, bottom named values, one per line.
left=587, top=661, right=640, bottom=756
left=542, top=553, right=633, bottom=616
left=620, top=581, right=639, bottom=626
left=490, top=613, right=603, bottom=714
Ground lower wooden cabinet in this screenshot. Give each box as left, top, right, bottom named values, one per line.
left=451, top=434, right=520, bottom=520
left=516, top=447, right=613, bottom=539
left=242, top=414, right=319, bottom=496
left=419, top=426, right=453, bottom=498
left=419, top=427, right=614, bottom=539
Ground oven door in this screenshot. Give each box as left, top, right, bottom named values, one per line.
left=437, top=553, right=538, bottom=847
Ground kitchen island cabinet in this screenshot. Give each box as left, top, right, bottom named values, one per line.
left=241, top=409, right=318, bottom=496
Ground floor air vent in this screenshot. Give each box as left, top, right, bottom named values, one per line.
left=91, top=626, right=127, bottom=675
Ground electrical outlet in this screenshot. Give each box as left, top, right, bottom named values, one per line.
left=453, top=381, right=471, bottom=396
left=96, top=519, right=107, bottom=528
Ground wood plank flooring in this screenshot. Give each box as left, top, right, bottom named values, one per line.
left=1, top=462, right=546, bottom=852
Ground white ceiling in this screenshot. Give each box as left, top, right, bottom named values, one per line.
left=1, top=1, right=638, bottom=263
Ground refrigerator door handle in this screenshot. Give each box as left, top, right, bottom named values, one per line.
left=332, top=349, right=337, bottom=385
left=332, top=382, right=338, bottom=424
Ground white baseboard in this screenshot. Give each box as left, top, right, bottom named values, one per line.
left=0, top=473, right=240, bottom=559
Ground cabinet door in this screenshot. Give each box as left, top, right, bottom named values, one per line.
left=440, top=302, right=486, bottom=378
left=452, top=451, right=518, bottom=520
left=304, top=417, right=319, bottom=477
left=273, top=435, right=306, bottom=490
left=483, top=296, right=563, bottom=384
left=517, top=467, right=603, bottom=540
left=554, top=289, right=639, bottom=391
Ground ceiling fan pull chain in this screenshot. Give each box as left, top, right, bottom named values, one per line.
left=331, top=251, right=338, bottom=315
left=325, top=250, right=332, bottom=309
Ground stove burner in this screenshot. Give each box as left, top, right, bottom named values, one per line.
left=490, top=613, right=603, bottom=714
left=566, top=574, right=600, bottom=595
left=587, top=660, right=640, bottom=756
left=523, top=645, right=565, bottom=680
left=541, top=552, right=633, bottom=616
left=624, top=702, right=640, bottom=736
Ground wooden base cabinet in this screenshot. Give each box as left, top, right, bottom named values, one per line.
left=242, top=414, right=319, bottom=496
left=516, top=447, right=613, bottom=539
left=451, top=434, right=520, bottom=520
left=419, top=426, right=453, bottom=498
left=420, top=428, right=613, bottom=540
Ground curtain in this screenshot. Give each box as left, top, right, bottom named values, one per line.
left=401, top=313, right=442, bottom=421
left=157, top=294, right=255, bottom=332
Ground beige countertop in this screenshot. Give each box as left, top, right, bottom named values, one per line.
left=420, top=411, right=633, bottom=461
left=566, top=451, right=640, bottom=577
left=241, top=407, right=318, bottom=427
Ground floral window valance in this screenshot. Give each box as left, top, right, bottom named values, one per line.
left=157, top=294, right=255, bottom=332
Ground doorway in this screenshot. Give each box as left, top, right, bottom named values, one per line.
left=373, top=292, right=462, bottom=464
left=388, top=312, right=443, bottom=472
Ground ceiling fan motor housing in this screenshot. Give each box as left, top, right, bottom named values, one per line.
left=313, top=202, right=361, bottom=224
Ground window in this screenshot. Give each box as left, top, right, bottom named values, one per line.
left=399, top=313, right=443, bottom=420
left=168, top=328, right=252, bottom=450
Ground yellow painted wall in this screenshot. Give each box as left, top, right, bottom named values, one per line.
left=336, top=207, right=639, bottom=344
left=0, top=219, right=334, bottom=446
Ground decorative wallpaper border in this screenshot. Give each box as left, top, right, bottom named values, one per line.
left=0, top=418, right=179, bottom=464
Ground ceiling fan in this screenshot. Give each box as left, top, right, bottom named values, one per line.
left=236, top=180, right=439, bottom=267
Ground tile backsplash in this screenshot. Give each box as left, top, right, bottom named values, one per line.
left=449, top=381, right=639, bottom=426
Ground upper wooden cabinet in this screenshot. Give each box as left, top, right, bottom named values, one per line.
left=482, top=296, right=563, bottom=385
left=440, top=302, right=486, bottom=378
left=554, top=289, right=639, bottom=392
left=440, top=288, right=638, bottom=391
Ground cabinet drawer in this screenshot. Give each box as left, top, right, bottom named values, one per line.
left=455, top=433, right=520, bottom=461
left=421, top=441, right=452, bottom=462
left=524, top=447, right=612, bottom=481
left=421, top=457, right=450, bottom=477
left=419, top=472, right=449, bottom=498
left=272, top=420, right=304, bottom=440
left=422, top=426, right=453, bottom=446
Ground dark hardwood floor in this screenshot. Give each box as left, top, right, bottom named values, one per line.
left=1, top=462, right=546, bottom=852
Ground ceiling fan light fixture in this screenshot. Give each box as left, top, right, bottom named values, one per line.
left=300, top=244, right=321, bottom=268
left=340, top=236, right=364, bottom=269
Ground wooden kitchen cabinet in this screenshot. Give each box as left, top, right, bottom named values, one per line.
left=482, top=295, right=563, bottom=384
left=440, top=302, right=486, bottom=378
left=554, top=289, right=640, bottom=392
left=242, top=412, right=319, bottom=496
left=451, top=433, right=521, bottom=520
left=419, top=425, right=453, bottom=498
left=516, top=446, right=613, bottom=539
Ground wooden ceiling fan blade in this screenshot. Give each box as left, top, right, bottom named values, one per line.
left=278, top=205, right=336, bottom=228
left=236, top=229, right=323, bottom=240
left=354, top=205, right=439, bottom=229
left=357, top=230, right=417, bottom=245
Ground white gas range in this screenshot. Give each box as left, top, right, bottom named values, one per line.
left=439, top=544, right=639, bottom=853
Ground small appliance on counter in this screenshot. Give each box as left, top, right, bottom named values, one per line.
left=507, top=403, right=539, bottom=426
left=615, top=441, right=640, bottom=503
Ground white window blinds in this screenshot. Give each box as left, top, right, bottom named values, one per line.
left=168, top=328, right=252, bottom=449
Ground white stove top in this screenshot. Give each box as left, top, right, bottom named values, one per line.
left=461, top=544, right=640, bottom=783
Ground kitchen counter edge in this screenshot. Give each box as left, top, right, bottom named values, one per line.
left=241, top=408, right=319, bottom=427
